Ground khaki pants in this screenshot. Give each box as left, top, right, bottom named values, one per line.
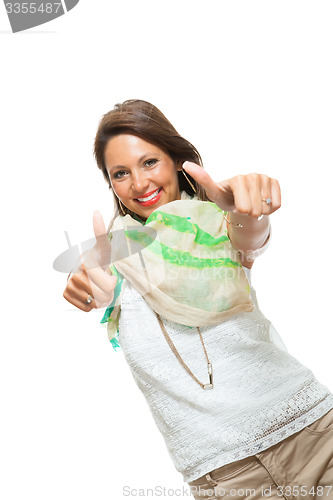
left=188, top=408, right=333, bottom=499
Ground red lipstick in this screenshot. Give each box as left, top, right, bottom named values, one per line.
left=134, top=187, right=162, bottom=207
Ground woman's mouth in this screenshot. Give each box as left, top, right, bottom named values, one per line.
left=134, top=187, right=162, bottom=207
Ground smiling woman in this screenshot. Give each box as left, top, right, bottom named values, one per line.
left=93, top=99, right=210, bottom=228
left=104, top=134, right=182, bottom=220
left=63, top=99, right=333, bottom=500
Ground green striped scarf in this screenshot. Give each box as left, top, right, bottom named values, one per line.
left=101, top=192, right=253, bottom=351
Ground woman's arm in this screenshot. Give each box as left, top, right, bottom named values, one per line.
left=182, top=163, right=281, bottom=268
left=226, top=212, right=271, bottom=269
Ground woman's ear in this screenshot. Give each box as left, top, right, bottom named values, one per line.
left=175, top=159, right=183, bottom=172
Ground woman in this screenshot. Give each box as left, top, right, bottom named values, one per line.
left=63, top=100, right=333, bottom=499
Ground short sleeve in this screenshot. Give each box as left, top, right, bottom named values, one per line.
left=268, top=321, right=289, bottom=352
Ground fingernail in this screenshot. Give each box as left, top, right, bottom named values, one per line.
left=233, top=208, right=240, bottom=214
left=182, top=161, right=192, bottom=169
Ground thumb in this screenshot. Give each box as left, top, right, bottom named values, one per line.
left=92, top=210, right=111, bottom=269
left=182, top=162, right=220, bottom=201
left=93, top=210, right=107, bottom=240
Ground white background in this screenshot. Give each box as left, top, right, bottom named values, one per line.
left=0, top=1, right=332, bottom=499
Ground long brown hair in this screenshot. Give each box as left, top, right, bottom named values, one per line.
left=94, top=99, right=211, bottom=229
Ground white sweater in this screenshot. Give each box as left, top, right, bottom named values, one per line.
left=118, top=267, right=333, bottom=483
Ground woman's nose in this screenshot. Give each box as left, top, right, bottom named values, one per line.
left=131, top=171, right=150, bottom=193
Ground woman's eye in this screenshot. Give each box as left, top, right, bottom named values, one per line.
left=114, top=170, right=126, bottom=179
left=144, top=159, right=157, bottom=167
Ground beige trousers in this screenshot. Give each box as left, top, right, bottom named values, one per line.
left=188, top=408, right=333, bottom=500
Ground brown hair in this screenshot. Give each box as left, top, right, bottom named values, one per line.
left=94, top=99, right=211, bottom=228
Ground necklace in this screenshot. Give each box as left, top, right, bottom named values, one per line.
left=155, top=312, right=214, bottom=390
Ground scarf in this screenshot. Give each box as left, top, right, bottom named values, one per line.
left=100, top=191, right=254, bottom=351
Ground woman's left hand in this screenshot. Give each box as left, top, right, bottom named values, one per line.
left=182, top=162, right=281, bottom=218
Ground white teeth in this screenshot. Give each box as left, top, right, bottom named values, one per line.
left=137, top=188, right=161, bottom=202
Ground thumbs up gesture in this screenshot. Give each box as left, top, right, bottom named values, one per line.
left=83, top=210, right=112, bottom=273
left=63, top=211, right=117, bottom=311
left=182, top=162, right=281, bottom=217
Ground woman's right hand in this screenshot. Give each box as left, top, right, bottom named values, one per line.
left=63, top=211, right=118, bottom=312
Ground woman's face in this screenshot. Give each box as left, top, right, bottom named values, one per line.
left=105, top=134, right=182, bottom=221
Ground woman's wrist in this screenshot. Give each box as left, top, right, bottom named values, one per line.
left=226, top=211, right=271, bottom=255
left=228, top=210, right=268, bottom=227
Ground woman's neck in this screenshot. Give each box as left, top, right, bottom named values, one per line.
left=131, top=212, right=147, bottom=224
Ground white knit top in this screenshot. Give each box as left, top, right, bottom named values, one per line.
left=118, top=266, right=333, bottom=483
